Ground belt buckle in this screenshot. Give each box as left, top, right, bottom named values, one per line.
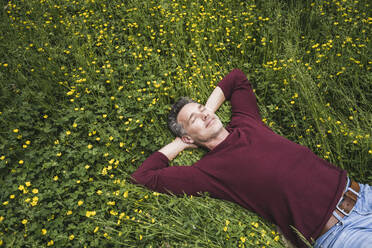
left=336, top=202, right=351, bottom=216
left=336, top=182, right=360, bottom=216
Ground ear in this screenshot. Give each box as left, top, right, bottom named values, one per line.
left=181, top=135, right=195, bottom=144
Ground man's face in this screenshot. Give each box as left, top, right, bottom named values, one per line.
left=177, top=102, right=224, bottom=144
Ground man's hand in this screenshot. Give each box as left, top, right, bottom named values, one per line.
left=159, top=137, right=198, bottom=161
left=177, top=137, right=198, bottom=149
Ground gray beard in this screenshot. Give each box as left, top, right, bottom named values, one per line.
left=194, top=126, right=224, bottom=145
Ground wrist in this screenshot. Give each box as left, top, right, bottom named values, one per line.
left=205, top=86, right=225, bottom=113
left=159, top=138, right=185, bottom=161
left=205, top=106, right=214, bottom=113
left=173, top=137, right=188, bottom=150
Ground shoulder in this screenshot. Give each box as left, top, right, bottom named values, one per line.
left=228, top=113, right=266, bottom=129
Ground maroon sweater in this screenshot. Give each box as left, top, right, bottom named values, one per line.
left=131, top=69, right=347, bottom=247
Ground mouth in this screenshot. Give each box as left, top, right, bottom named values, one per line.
left=206, top=118, right=214, bottom=128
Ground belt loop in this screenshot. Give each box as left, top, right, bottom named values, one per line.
left=332, top=210, right=344, bottom=222
left=347, top=187, right=360, bottom=198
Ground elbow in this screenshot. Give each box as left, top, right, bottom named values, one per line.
left=231, top=68, right=242, bottom=73
left=130, top=170, right=145, bottom=185
left=131, top=170, right=158, bottom=190
left=231, top=68, right=247, bottom=80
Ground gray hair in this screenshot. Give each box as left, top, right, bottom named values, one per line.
left=168, top=97, right=196, bottom=137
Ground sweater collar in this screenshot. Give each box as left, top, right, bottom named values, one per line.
left=208, top=127, right=235, bottom=155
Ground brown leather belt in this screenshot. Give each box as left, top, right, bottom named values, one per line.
left=319, top=180, right=360, bottom=237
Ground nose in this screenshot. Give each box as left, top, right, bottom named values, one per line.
left=202, top=112, right=209, bottom=121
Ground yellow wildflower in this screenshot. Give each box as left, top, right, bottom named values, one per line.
left=123, top=191, right=128, bottom=198
left=31, top=196, right=38, bottom=206
left=110, top=210, right=118, bottom=216
left=86, top=211, right=96, bottom=217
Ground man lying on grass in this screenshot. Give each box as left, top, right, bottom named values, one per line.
left=131, top=69, right=372, bottom=248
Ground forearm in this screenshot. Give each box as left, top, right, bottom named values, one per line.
left=158, top=138, right=189, bottom=161
left=205, top=86, right=225, bottom=113
left=132, top=139, right=194, bottom=186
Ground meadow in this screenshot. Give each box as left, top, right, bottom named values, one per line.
left=0, top=0, right=371, bottom=247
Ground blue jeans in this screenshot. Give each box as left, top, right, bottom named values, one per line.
left=314, top=178, right=372, bottom=248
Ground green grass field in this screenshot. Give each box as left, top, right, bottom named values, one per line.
left=0, top=0, right=371, bottom=247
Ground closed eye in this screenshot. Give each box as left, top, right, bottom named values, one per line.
left=189, top=105, right=206, bottom=124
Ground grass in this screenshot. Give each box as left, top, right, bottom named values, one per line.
left=0, top=0, right=371, bottom=247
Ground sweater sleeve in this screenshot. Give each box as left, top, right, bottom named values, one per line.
left=217, top=68, right=261, bottom=121
left=131, top=152, right=208, bottom=196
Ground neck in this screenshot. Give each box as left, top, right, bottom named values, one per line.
left=203, top=128, right=229, bottom=151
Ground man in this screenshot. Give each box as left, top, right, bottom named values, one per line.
left=131, top=69, right=372, bottom=247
